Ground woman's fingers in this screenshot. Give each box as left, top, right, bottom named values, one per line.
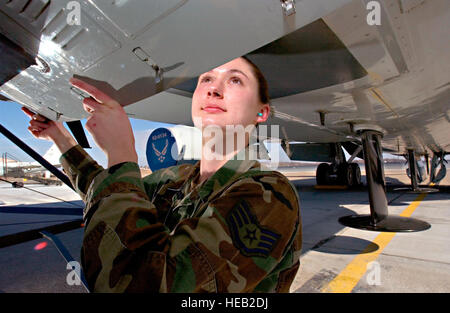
left=25, top=114, right=54, bottom=139
left=28, top=125, right=43, bottom=133
left=70, top=77, right=120, bottom=107
left=82, top=97, right=103, bottom=114
left=33, top=115, right=47, bottom=122
left=22, top=107, right=49, bottom=122
left=22, top=107, right=35, bottom=118
left=30, top=120, right=50, bottom=129
left=30, top=130, right=41, bottom=137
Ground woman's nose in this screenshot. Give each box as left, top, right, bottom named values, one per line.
left=207, top=85, right=223, bottom=98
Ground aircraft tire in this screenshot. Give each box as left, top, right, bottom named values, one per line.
left=337, top=163, right=353, bottom=187
left=316, top=163, right=332, bottom=185
left=350, top=163, right=361, bottom=187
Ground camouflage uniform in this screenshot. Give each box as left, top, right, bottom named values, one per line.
left=60, top=144, right=302, bottom=292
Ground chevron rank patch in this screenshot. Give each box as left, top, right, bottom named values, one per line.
left=227, top=200, right=281, bottom=258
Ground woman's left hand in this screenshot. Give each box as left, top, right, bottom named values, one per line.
left=69, top=77, right=138, bottom=167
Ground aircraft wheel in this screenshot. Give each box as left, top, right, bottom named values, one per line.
left=337, top=163, right=353, bottom=186
left=316, top=163, right=332, bottom=185
left=350, top=163, right=361, bottom=187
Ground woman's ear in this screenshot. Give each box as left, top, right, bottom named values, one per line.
left=256, top=104, right=271, bottom=123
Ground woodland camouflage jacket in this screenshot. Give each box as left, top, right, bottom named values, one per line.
left=60, top=145, right=302, bottom=292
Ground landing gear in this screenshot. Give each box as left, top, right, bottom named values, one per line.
left=315, top=143, right=362, bottom=188
left=316, top=163, right=332, bottom=185
left=350, top=163, right=361, bottom=186
left=339, top=130, right=431, bottom=232
left=430, top=151, right=447, bottom=184
left=396, top=149, right=438, bottom=194
left=316, top=161, right=361, bottom=187
left=337, top=163, right=353, bottom=186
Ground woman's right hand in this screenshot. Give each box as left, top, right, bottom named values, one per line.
left=22, top=107, right=63, bottom=140
left=22, top=107, right=77, bottom=153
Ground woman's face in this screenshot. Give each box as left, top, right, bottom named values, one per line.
left=192, top=57, right=269, bottom=130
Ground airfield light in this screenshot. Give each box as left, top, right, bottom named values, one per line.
left=33, top=241, right=48, bottom=251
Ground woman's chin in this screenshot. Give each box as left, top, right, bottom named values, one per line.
left=193, top=115, right=228, bottom=129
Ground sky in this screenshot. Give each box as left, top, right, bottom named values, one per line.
left=0, top=100, right=174, bottom=167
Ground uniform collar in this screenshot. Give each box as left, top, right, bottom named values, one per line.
left=168, top=145, right=261, bottom=224
left=195, top=144, right=261, bottom=201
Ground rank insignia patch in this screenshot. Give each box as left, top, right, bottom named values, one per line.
left=227, top=200, right=281, bottom=258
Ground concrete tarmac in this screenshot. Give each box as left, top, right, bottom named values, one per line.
left=0, top=164, right=448, bottom=293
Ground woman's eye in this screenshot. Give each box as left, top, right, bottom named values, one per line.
left=230, top=77, right=242, bottom=85
left=200, top=76, right=212, bottom=83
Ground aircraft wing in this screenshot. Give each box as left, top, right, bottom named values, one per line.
left=131, top=0, right=450, bottom=157
left=0, top=0, right=351, bottom=121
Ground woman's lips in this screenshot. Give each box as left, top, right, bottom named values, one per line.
left=203, top=106, right=226, bottom=113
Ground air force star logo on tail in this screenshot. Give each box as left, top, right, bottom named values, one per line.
left=227, top=200, right=281, bottom=258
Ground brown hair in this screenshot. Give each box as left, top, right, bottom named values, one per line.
left=241, top=56, right=270, bottom=105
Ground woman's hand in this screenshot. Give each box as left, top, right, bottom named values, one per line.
left=69, top=77, right=138, bottom=167
left=22, top=107, right=77, bottom=154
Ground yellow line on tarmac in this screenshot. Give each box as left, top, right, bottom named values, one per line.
left=322, top=189, right=431, bottom=293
